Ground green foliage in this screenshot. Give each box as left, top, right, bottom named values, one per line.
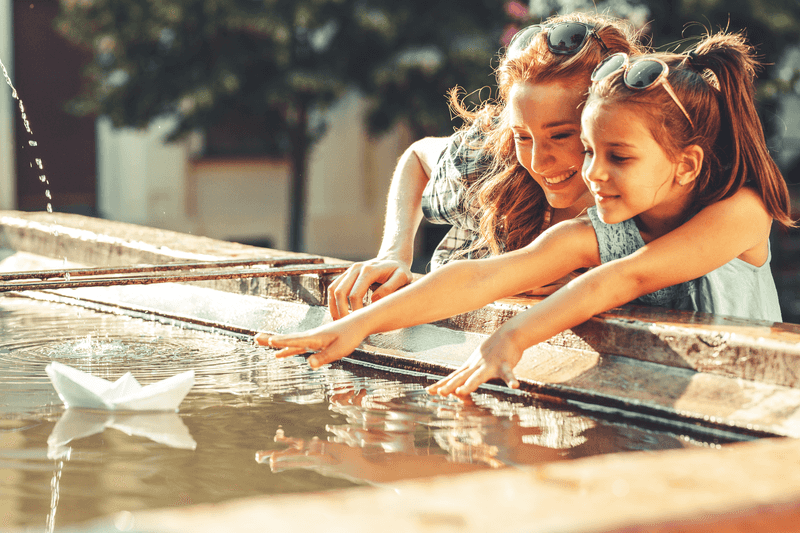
left=56, top=0, right=515, bottom=151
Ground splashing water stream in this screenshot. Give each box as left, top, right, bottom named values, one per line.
left=1, top=57, right=52, bottom=213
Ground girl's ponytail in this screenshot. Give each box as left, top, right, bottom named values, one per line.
left=690, top=33, right=795, bottom=228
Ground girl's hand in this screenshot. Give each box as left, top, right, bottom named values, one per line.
left=255, top=321, right=365, bottom=369
left=426, top=330, right=524, bottom=397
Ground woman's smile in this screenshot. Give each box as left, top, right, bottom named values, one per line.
left=541, top=169, right=578, bottom=186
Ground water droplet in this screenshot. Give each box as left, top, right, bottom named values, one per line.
left=39, top=175, right=46, bottom=182
left=46, top=203, right=52, bottom=213
left=35, top=158, right=43, bottom=169
left=65, top=272, right=71, bottom=282
left=45, top=190, right=51, bottom=199
left=28, top=140, right=37, bottom=146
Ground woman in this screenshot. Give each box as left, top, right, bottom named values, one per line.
left=327, top=12, right=647, bottom=319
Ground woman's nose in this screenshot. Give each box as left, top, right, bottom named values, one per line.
left=530, top=139, right=555, bottom=175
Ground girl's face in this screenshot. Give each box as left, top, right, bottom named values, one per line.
left=580, top=100, right=685, bottom=227
left=508, top=81, right=591, bottom=210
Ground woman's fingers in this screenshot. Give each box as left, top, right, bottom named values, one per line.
left=274, top=346, right=313, bottom=358
left=327, top=260, right=411, bottom=317
left=370, top=268, right=411, bottom=302
left=328, top=268, right=360, bottom=320
left=260, top=333, right=326, bottom=351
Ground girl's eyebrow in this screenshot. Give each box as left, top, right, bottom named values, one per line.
left=606, top=140, right=635, bottom=148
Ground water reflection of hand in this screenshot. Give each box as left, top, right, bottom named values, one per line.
left=256, top=427, right=490, bottom=485
left=328, top=387, right=367, bottom=407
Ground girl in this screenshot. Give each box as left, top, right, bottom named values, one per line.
left=326, top=12, right=647, bottom=318
left=258, top=31, right=793, bottom=397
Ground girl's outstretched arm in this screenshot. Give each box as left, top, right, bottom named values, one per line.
left=428, top=188, right=773, bottom=396
left=256, top=218, right=599, bottom=368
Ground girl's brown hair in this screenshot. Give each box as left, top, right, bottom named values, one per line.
left=451, top=12, right=647, bottom=257
left=588, top=31, right=795, bottom=228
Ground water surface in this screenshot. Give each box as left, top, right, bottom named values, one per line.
left=0, top=295, right=732, bottom=530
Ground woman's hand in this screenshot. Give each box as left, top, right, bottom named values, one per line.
left=426, top=329, right=525, bottom=397
left=327, top=258, right=414, bottom=320
left=255, top=319, right=368, bottom=369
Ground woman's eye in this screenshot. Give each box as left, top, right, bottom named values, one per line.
left=552, top=132, right=573, bottom=140
left=610, top=154, right=630, bottom=163
left=513, top=134, right=531, bottom=142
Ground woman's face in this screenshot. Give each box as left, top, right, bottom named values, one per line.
left=508, top=81, right=591, bottom=210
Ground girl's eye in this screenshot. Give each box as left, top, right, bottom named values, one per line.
left=610, top=154, right=630, bottom=163
left=513, top=134, right=531, bottom=142
left=552, top=132, right=574, bottom=140
left=581, top=148, right=593, bottom=157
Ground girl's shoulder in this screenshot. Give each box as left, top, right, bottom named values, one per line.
left=692, top=186, right=772, bottom=266
left=695, top=186, right=772, bottom=234
left=704, top=186, right=770, bottom=218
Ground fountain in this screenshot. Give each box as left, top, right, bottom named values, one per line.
left=1, top=209, right=800, bottom=532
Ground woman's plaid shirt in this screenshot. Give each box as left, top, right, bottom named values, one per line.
left=421, top=123, right=493, bottom=268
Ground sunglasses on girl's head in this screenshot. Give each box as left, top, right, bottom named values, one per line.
left=591, top=52, right=695, bottom=128
left=508, top=22, right=610, bottom=58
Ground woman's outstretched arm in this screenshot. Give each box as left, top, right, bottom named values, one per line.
left=256, top=218, right=599, bottom=368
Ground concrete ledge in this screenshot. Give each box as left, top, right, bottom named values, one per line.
left=2, top=210, right=800, bottom=438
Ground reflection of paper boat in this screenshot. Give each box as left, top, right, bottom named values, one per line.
left=48, top=409, right=197, bottom=459
left=45, top=361, right=194, bottom=411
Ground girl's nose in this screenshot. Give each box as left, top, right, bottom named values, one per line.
left=582, top=154, right=605, bottom=184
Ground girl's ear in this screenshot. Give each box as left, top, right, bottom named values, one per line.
left=676, top=145, right=704, bottom=187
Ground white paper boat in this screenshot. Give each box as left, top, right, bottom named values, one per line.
left=47, top=409, right=197, bottom=459
left=45, top=361, right=195, bottom=411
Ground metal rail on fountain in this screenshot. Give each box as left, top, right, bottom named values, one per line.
left=0, top=257, right=350, bottom=293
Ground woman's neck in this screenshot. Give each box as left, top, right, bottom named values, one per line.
left=551, top=193, right=594, bottom=225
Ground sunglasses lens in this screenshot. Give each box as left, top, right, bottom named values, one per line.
left=547, top=22, right=588, bottom=54
left=508, top=25, right=544, bottom=56
left=625, top=60, right=665, bottom=89
left=591, top=54, right=626, bottom=82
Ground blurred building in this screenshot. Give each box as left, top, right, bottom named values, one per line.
left=0, top=0, right=414, bottom=262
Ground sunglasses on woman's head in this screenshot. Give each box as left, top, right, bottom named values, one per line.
left=591, top=53, right=694, bottom=128
left=508, top=22, right=610, bottom=58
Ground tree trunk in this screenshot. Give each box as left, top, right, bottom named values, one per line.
left=287, top=101, right=309, bottom=252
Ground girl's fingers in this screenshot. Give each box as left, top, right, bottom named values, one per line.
left=455, top=366, right=493, bottom=396
left=426, top=366, right=468, bottom=394
left=500, top=363, right=520, bottom=389
left=428, top=366, right=474, bottom=396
